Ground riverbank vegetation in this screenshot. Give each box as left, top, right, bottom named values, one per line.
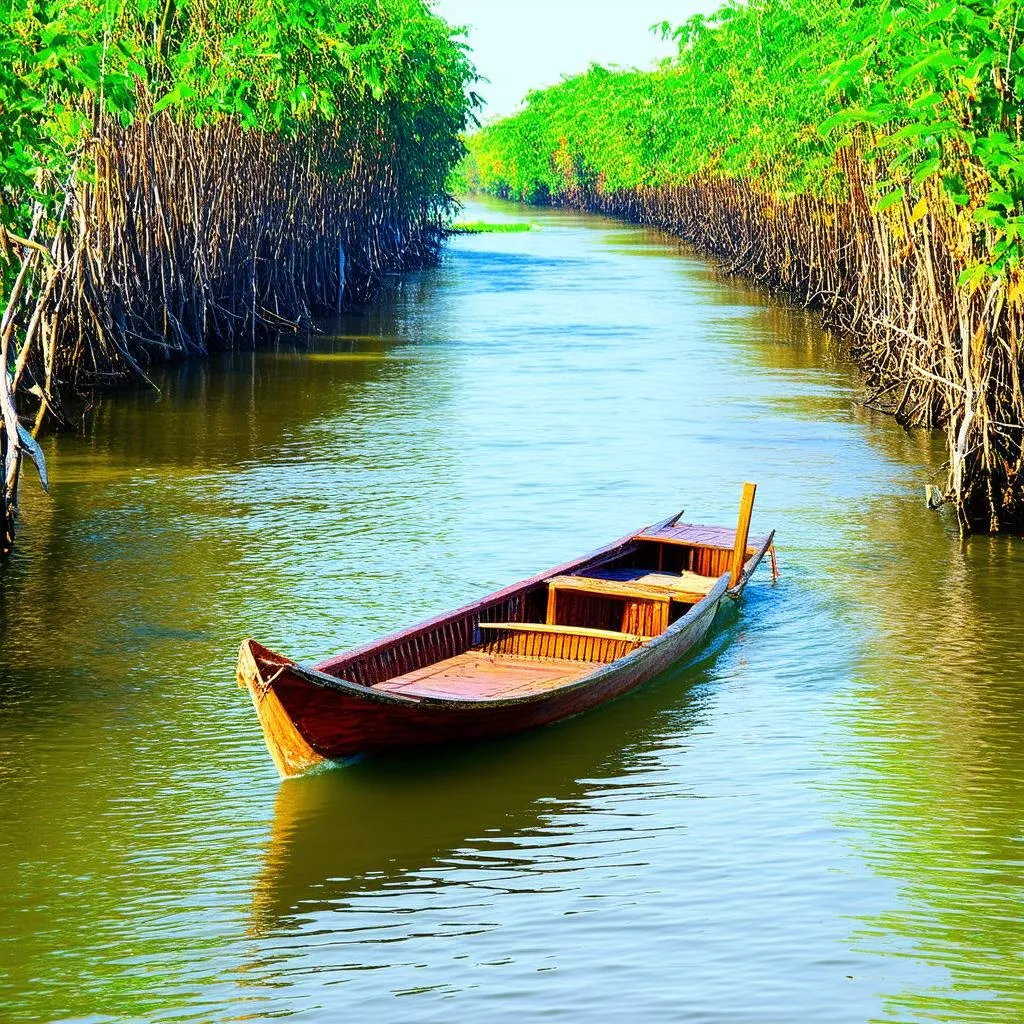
left=447, top=221, right=533, bottom=234
left=0, top=0, right=476, bottom=554
left=466, top=0, right=1024, bottom=532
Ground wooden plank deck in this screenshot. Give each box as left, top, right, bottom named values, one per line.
left=635, top=522, right=768, bottom=552
left=374, top=651, right=601, bottom=702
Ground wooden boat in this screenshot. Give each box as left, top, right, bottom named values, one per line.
left=238, top=483, right=775, bottom=778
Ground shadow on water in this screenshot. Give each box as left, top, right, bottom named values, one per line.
left=247, top=623, right=735, bottom=938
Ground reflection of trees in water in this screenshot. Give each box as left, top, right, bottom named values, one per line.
left=828, top=493, right=1024, bottom=1022
left=0, top=267, right=465, bottom=1020
left=613, top=219, right=956, bottom=494
left=3, top=265, right=459, bottom=676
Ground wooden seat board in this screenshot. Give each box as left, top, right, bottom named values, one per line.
left=374, top=651, right=601, bottom=702
left=479, top=621, right=652, bottom=642
left=546, top=571, right=714, bottom=604
left=586, top=568, right=718, bottom=596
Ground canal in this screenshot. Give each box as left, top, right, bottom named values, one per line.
left=1, top=198, right=1021, bottom=1022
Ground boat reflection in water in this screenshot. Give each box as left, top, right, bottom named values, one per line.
left=248, top=622, right=737, bottom=937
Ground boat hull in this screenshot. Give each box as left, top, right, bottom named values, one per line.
left=238, top=574, right=727, bottom=777
left=238, top=508, right=775, bottom=778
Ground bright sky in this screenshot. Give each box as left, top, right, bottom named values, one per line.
left=433, top=1, right=717, bottom=122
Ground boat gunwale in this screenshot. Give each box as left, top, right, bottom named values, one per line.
left=268, top=570, right=729, bottom=712
left=258, top=529, right=774, bottom=712
left=311, top=512, right=683, bottom=677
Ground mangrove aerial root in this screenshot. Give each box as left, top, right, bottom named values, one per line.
left=503, top=167, right=1024, bottom=533
left=465, top=0, right=1024, bottom=533
left=0, top=0, right=477, bottom=555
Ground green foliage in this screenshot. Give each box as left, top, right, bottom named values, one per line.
left=467, top=0, right=1024, bottom=275
left=0, top=0, right=477, bottom=253
left=447, top=221, right=533, bottom=233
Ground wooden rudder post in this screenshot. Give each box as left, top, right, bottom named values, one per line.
left=729, top=482, right=757, bottom=589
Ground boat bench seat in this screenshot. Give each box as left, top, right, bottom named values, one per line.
left=478, top=621, right=650, bottom=663
left=634, top=523, right=769, bottom=552
left=542, top=571, right=717, bottom=639
left=546, top=572, right=716, bottom=605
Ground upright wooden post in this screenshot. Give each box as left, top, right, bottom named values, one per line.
left=546, top=586, right=558, bottom=625
left=729, top=482, right=757, bottom=589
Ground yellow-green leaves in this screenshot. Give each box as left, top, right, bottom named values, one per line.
left=1, top=0, right=477, bottom=239
left=469, top=0, right=1022, bottom=281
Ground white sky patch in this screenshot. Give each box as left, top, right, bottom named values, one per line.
left=433, top=0, right=719, bottom=122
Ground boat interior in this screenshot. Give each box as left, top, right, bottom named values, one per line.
left=315, top=520, right=771, bottom=704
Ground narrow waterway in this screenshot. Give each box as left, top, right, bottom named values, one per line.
left=1, top=198, right=1021, bottom=1024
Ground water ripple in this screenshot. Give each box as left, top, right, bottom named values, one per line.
left=1, top=199, right=1020, bottom=1023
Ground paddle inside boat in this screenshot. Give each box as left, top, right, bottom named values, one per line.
left=238, top=483, right=776, bottom=778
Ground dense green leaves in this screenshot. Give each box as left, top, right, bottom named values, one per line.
left=0, top=0, right=477, bottom=267
left=468, top=0, right=1024, bottom=277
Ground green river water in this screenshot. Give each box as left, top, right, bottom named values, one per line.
left=0, top=198, right=1022, bottom=1023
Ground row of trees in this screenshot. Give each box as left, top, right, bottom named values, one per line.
left=467, top=0, right=1024, bottom=532
left=0, top=0, right=477, bottom=553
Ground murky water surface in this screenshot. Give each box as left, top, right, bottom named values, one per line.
left=2, top=199, right=1022, bottom=1023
